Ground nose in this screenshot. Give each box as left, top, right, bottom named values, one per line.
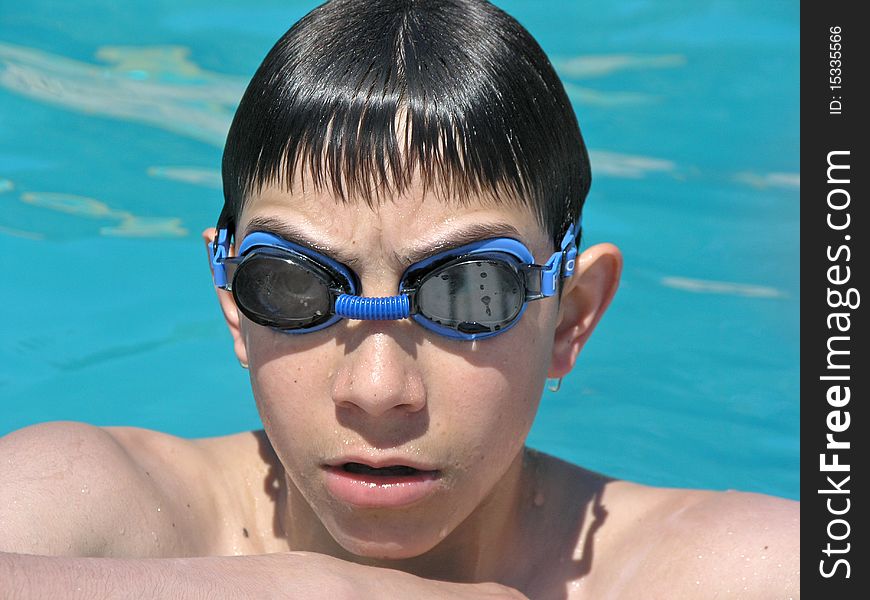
left=331, top=330, right=426, bottom=417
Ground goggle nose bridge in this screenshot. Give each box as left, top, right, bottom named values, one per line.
left=334, top=294, right=411, bottom=320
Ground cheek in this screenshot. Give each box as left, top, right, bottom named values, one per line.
left=243, top=325, right=338, bottom=452
left=424, top=319, right=550, bottom=463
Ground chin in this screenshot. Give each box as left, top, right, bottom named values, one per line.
left=323, top=512, right=451, bottom=560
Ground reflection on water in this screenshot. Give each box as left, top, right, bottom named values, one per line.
left=589, top=151, right=675, bottom=178
left=660, top=276, right=786, bottom=299
left=553, top=53, right=687, bottom=78
left=19, top=190, right=187, bottom=238
left=733, top=171, right=800, bottom=190
left=554, top=54, right=686, bottom=107
left=0, top=42, right=243, bottom=147
left=0, top=224, right=44, bottom=240
left=147, top=166, right=222, bottom=188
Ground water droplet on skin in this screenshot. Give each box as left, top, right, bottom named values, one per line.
left=440, top=274, right=449, bottom=280
left=533, top=492, right=545, bottom=507
left=480, top=272, right=487, bottom=278
left=80, top=485, right=89, bottom=494
left=480, top=284, right=485, bottom=290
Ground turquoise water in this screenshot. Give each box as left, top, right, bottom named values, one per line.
left=0, top=1, right=799, bottom=500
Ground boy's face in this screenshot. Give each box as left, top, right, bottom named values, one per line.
left=225, top=179, right=563, bottom=559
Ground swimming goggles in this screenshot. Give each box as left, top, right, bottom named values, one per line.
left=209, top=223, right=579, bottom=340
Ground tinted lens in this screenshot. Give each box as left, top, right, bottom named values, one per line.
left=233, top=253, right=333, bottom=329
left=416, top=259, right=524, bottom=334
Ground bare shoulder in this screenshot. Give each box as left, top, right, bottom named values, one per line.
left=581, top=479, right=800, bottom=599
left=0, top=421, right=261, bottom=558
left=103, top=426, right=284, bottom=555
left=0, top=421, right=160, bottom=556
left=520, top=453, right=798, bottom=599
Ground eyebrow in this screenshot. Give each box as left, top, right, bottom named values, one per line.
left=397, top=222, right=525, bottom=265
left=241, top=215, right=525, bottom=268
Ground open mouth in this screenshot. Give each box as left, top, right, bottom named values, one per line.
left=323, top=460, right=442, bottom=507
left=342, top=462, right=424, bottom=477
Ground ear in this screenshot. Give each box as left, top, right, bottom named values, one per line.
left=202, top=227, right=249, bottom=367
left=548, top=243, right=622, bottom=378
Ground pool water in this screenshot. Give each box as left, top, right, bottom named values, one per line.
left=0, top=0, right=799, bottom=500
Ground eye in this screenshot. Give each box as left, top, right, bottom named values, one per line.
left=416, top=259, right=524, bottom=326
left=233, top=253, right=333, bottom=327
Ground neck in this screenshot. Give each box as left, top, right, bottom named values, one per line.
left=278, top=447, right=541, bottom=584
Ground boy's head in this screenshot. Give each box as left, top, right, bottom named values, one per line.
left=218, top=0, right=590, bottom=250
left=206, top=0, right=621, bottom=560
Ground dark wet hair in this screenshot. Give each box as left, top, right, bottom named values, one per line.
left=218, top=0, right=590, bottom=249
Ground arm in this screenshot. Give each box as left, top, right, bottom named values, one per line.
left=683, top=491, right=800, bottom=598
left=0, top=552, right=528, bottom=599
left=0, top=423, right=527, bottom=599
left=0, top=421, right=187, bottom=557
left=603, top=489, right=800, bottom=599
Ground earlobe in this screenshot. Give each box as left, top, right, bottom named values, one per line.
left=548, top=243, right=622, bottom=378
left=202, top=228, right=249, bottom=367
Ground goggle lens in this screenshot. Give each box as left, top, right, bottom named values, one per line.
left=233, top=253, right=334, bottom=329
left=415, top=259, right=524, bottom=334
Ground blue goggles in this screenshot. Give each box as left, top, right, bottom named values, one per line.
left=209, top=223, right=579, bottom=340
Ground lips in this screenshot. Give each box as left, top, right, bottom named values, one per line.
left=322, top=458, right=442, bottom=508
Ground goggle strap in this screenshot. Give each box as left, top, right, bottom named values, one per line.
left=210, top=227, right=231, bottom=288
left=560, top=220, right=579, bottom=251
left=540, top=221, right=580, bottom=296
left=562, top=219, right=580, bottom=279
left=563, top=245, right=578, bottom=278
left=540, top=256, right=561, bottom=297
left=335, top=294, right=411, bottom=320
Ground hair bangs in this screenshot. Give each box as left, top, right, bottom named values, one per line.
left=221, top=0, right=590, bottom=247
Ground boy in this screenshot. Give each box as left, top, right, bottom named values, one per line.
left=0, top=1, right=798, bottom=598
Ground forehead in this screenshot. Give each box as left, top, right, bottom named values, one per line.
left=237, top=179, right=552, bottom=266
